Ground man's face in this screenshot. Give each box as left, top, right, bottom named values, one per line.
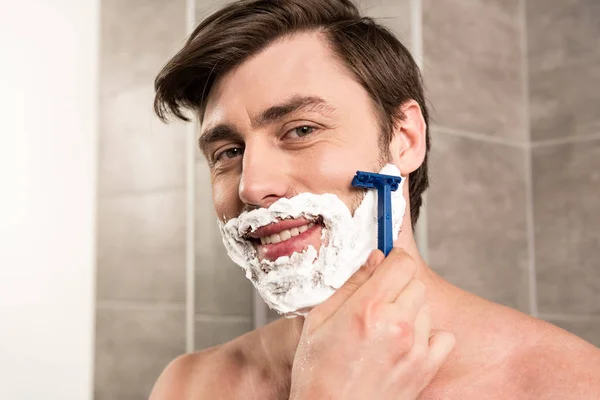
left=200, top=32, right=385, bottom=262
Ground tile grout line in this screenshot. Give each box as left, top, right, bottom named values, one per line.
left=411, top=0, right=428, bottom=263
left=97, top=300, right=186, bottom=310
left=433, top=125, right=600, bottom=149
left=531, top=132, right=600, bottom=148
left=185, top=0, right=196, bottom=354
left=195, top=314, right=254, bottom=323
left=433, top=125, right=529, bottom=149
left=531, top=50, right=600, bottom=70
left=520, top=0, right=539, bottom=318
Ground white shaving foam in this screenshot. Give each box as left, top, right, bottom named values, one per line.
left=218, top=164, right=406, bottom=316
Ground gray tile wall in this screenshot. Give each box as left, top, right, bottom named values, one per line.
left=427, top=135, right=530, bottom=311
left=527, top=0, right=600, bottom=346
left=424, top=0, right=600, bottom=345
left=95, top=0, right=187, bottom=398
left=423, top=0, right=526, bottom=143
left=423, top=0, right=531, bottom=313
left=95, top=307, right=185, bottom=400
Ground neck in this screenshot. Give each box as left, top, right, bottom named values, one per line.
left=258, top=314, right=303, bottom=391
left=395, top=224, right=474, bottom=336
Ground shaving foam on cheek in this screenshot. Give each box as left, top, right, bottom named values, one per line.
left=218, top=164, right=406, bottom=316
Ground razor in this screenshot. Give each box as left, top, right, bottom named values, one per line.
left=351, top=171, right=402, bottom=256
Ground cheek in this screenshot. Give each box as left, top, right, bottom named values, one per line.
left=294, top=147, right=353, bottom=202
left=297, top=143, right=376, bottom=209
left=212, top=178, right=241, bottom=221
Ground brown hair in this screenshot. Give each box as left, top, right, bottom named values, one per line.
left=154, top=0, right=430, bottom=227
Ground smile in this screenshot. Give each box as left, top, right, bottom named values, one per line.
left=258, top=222, right=315, bottom=245
left=245, top=216, right=324, bottom=261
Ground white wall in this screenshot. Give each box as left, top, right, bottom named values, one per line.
left=0, top=0, right=98, bottom=398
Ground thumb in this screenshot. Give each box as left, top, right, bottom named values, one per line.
left=425, top=330, right=456, bottom=383
left=307, top=249, right=385, bottom=329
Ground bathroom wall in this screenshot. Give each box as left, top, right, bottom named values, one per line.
left=94, top=0, right=188, bottom=399
left=423, top=0, right=600, bottom=346
left=526, top=0, right=600, bottom=345
left=423, top=0, right=531, bottom=313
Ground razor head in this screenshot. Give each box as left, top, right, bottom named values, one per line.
left=351, top=171, right=401, bottom=191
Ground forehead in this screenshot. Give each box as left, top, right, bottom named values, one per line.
left=202, top=32, right=371, bottom=128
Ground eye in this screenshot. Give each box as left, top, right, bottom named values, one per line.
left=215, top=146, right=244, bottom=162
left=286, top=125, right=317, bottom=139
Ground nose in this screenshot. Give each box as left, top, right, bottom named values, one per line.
left=238, top=142, right=290, bottom=208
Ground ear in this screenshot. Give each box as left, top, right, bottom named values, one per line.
left=388, top=100, right=427, bottom=175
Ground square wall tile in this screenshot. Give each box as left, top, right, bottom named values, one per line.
left=195, top=249, right=254, bottom=317
left=95, top=307, right=185, bottom=400
left=195, top=161, right=254, bottom=316
left=547, top=318, right=600, bottom=348
left=359, top=0, right=413, bottom=50
left=527, top=0, right=600, bottom=71
left=423, top=0, right=526, bottom=142
left=99, top=86, right=186, bottom=195
left=529, top=55, right=600, bottom=141
left=101, top=0, right=186, bottom=97
left=533, top=140, right=600, bottom=315
left=427, top=133, right=530, bottom=312
left=195, top=316, right=253, bottom=350
left=97, top=189, right=186, bottom=302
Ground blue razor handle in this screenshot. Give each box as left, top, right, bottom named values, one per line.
left=351, top=171, right=402, bottom=256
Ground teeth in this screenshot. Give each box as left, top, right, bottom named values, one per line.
left=270, top=234, right=282, bottom=244
left=259, top=222, right=315, bottom=245
left=280, top=230, right=292, bottom=241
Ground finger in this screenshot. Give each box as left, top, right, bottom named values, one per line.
left=426, top=330, right=456, bottom=377
left=308, top=249, right=384, bottom=327
left=392, top=278, right=426, bottom=323
left=352, top=247, right=417, bottom=306
left=411, top=302, right=432, bottom=354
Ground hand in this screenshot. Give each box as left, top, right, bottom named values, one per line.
left=289, top=248, right=455, bottom=400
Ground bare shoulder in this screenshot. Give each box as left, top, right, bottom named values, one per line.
left=433, top=300, right=600, bottom=399
left=149, top=333, right=264, bottom=400
left=510, top=316, right=600, bottom=399
left=148, top=345, right=232, bottom=400
left=149, top=318, right=295, bottom=400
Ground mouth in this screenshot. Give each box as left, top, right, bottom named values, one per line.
left=245, top=216, right=325, bottom=261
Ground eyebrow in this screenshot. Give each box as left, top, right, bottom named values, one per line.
left=251, top=95, right=336, bottom=129
left=198, top=95, right=336, bottom=155
left=198, top=123, right=243, bottom=156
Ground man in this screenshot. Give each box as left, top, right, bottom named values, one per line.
left=149, top=0, right=600, bottom=398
